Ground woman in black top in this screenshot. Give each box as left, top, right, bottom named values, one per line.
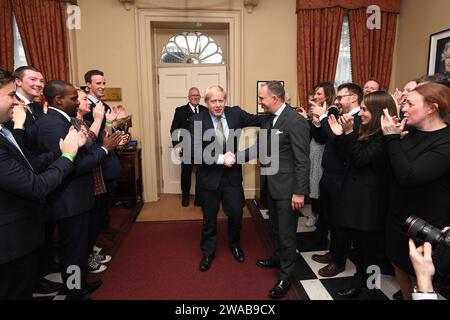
left=381, top=83, right=450, bottom=300
left=328, top=91, right=398, bottom=298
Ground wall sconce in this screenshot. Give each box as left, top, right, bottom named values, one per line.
left=243, top=0, right=259, bottom=14
left=118, top=0, right=135, bottom=11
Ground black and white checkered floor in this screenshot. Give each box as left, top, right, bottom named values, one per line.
left=32, top=203, right=447, bottom=300
left=258, top=202, right=447, bottom=300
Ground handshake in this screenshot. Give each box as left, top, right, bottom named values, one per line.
left=224, top=152, right=236, bottom=167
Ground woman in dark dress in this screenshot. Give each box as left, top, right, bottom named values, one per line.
left=381, top=83, right=450, bottom=300
left=327, top=91, right=398, bottom=298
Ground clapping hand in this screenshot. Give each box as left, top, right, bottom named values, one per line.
left=105, top=108, right=118, bottom=123
left=224, top=152, right=236, bottom=167
left=327, top=114, right=343, bottom=136
left=338, top=113, right=354, bottom=134
left=76, top=126, right=88, bottom=148
left=381, top=108, right=407, bottom=136
left=309, top=100, right=327, bottom=118
left=112, top=104, right=127, bottom=120
left=12, top=103, right=27, bottom=129
left=296, top=107, right=308, bottom=119
left=59, top=127, right=79, bottom=156
left=93, top=101, right=105, bottom=122
left=393, top=88, right=402, bottom=105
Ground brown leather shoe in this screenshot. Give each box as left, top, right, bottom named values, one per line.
left=318, top=263, right=345, bottom=277
left=312, top=252, right=333, bottom=264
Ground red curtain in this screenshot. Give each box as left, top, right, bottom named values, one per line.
left=12, top=0, right=70, bottom=80
left=297, top=7, right=344, bottom=106
left=348, top=8, right=398, bottom=91
left=297, top=0, right=400, bottom=13
left=0, top=0, right=14, bottom=71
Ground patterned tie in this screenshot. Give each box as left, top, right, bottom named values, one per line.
left=0, top=126, right=34, bottom=171
left=216, top=116, right=226, bottom=152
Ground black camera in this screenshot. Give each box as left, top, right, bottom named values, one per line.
left=404, top=216, right=450, bottom=291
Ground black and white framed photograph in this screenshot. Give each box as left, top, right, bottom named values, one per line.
left=256, top=80, right=284, bottom=114
left=427, top=28, right=450, bottom=76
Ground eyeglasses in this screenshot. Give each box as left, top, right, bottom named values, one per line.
left=209, top=99, right=225, bottom=105
left=336, top=94, right=354, bottom=100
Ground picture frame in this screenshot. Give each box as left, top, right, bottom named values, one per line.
left=256, top=80, right=284, bottom=114
left=427, top=28, right=450, bottom=76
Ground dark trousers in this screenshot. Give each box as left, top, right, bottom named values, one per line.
left=345, top=228, right=384, bottom=288
left=37, top=220, right=58, bottom=278
left=88, top=180, right=117, bottom=251
left=199, top=175, right=244, bottom=257
left=319, top=174, right=351, bottom=267
left=181, top=163, right=199, bottom=201
left=58, top=211, right=89, bottom=293
left=266, top=186, right=299, bottom=281
left=0, top=250, right=38, bottom=300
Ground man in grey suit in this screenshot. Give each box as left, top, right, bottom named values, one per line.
left=255, top=81, right=310, bottom=299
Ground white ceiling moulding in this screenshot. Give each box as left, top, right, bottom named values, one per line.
left=118, top=0, right=135, bottom=11
left=243, top=0, right=258, bottom=13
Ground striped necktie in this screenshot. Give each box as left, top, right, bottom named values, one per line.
left=216, top=117, right=226, bottom=152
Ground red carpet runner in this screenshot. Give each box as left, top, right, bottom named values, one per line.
left=92, top=218, right=280, bottom=300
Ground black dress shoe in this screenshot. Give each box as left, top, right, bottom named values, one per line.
left=34, top=278, right=63, bottom=294
left=336, top=286, right=361, bottom=299
left=182, top=196, right=189, bottom=207
left=199, top=254, right=215, bottom=272
left=269, top=280, right=291, bottom=299
left=194, top=199, right=201, bottom=207
left=230, top=246, right=245, bottom=262
left=256, top=258, right=280, bottom=269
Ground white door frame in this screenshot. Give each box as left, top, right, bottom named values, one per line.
left=136, top=9, right=243, bottom=202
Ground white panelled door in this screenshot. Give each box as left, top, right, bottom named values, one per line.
left=158, top=66, right=227, bottom=194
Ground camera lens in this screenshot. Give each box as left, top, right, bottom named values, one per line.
left=404, top=216, right=443, bottom=246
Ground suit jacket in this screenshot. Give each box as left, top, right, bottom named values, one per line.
left=5, top=99, right=44, bottom=152
left=36, top=108, right=107, bottom=220
left=0, top=130, right=73, bottom=264
left=334, top=132, right=390, bottom=231
left=87, top=99, right=122, bottom=181
left=171, top=103, right=207, bottom=147
left=189, top=106, right=262, bottom=191
left=261, top=106, right=310, bottom=200
left=310, top=109, right=361, bottom=177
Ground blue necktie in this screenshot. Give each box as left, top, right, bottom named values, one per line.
left=0, top=126, right=34, bottom=171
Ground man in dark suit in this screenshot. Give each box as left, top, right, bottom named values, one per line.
left=36, top=80, right=121, bottom=300
left=309, top=83, right=363, bottom=278
left=189, top=85, right=262, bottom=271
left=4, top=66, right=45, bottom=152
left=171, top=87, right=207, bottom=207
left=255, top=81, right=310, bottom=299
left=84, top=69, right=123, bottom=250
left=0, top=69, right=79, bottom=299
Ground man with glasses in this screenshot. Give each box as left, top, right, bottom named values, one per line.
left=189, top=85, right=263, bottom=272
left=171, top=87, right=207, bottom=207
left=309, top=83, right=362, bottom=280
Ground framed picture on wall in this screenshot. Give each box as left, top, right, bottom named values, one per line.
left=427, top=28, right=450, bottom=76
left=256, top=80, right=284, bottom=114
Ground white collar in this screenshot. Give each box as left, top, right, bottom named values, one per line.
left=15, top=91, right=32, bottom=105
left=48, top=107, right=72, bottom=123
left=348, top=106, right=361, bottom=116
left=274, top=103, right=287, bottom=117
